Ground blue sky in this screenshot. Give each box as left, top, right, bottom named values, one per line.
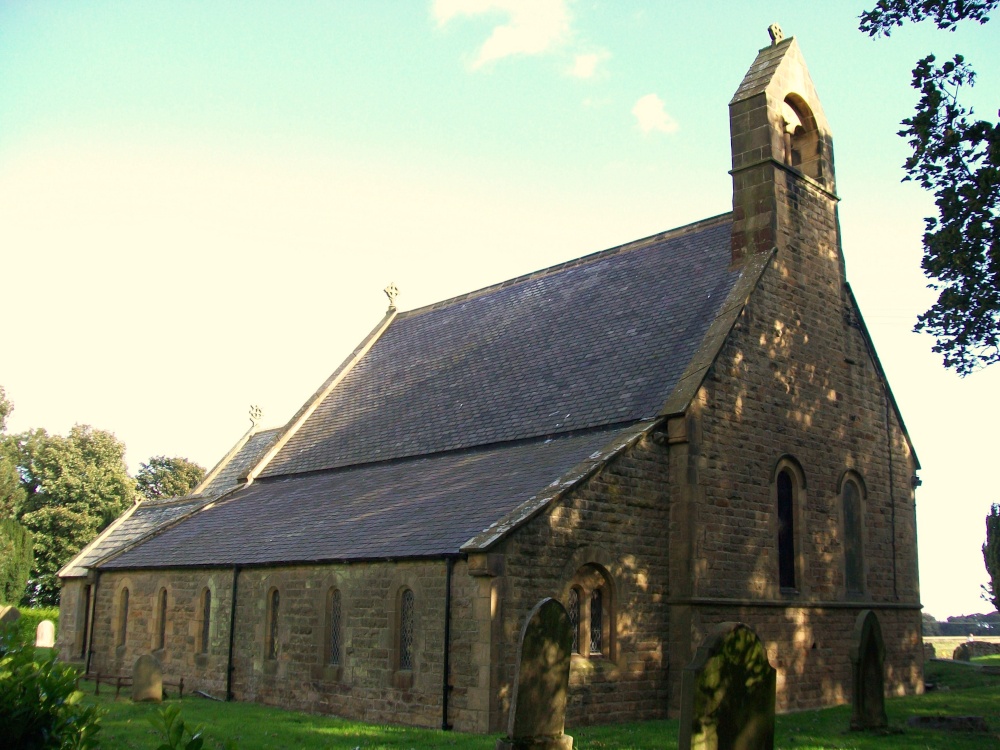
left=1, top=1, right=998, bottom=618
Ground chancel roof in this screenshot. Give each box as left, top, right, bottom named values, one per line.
left=101, top=213, right=752, bottom=569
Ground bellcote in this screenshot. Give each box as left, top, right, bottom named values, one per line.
left=729, top=28, right=838, bottom=265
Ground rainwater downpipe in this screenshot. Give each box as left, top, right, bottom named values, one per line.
left=226, top=565, right=242, bottom=701
left=442, top=556, right=454, bottom=731
left=84, top=570, right=101, bottom=675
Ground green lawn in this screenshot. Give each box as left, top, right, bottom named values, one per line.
left=79, top=661, right=1000, bottom=750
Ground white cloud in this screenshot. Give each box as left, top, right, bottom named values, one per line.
left=433, top=0, right=572, bottom=69
left=631, top=93, right=678, bottom=135
left=568, top=50, right=608, bottom=79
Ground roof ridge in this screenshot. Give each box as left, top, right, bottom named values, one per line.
left=396, top=212, right=733, bottom=319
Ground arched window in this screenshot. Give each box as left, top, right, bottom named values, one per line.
left=842, top=477, right=865, bottom=595
left=156, top=588, right=168, bottom=651
left=199, top=588, right=212, bottom=655
left=564, top=564, right=614, bottom=660
left=79, top=584, right=92, bottom=659
left=567, top=587, right=581, bottom=654
left=777, top=469, right=797, bottom=590
left=266, top=588, right=280, bottom=660
left=117, top=587, right=130, bottom=647
left=327, top=588, right=342, bottom=667
left=399, top=588, right=415, bottom=671
left=780, top=95, right=823, bottom=183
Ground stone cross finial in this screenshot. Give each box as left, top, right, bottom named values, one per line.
left=249, top=404, right=262, bottom=428
left=768, top=23, right=784, bottom=45
left=384, top=282, right=400, bottom=309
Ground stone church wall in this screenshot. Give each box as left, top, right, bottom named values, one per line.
left=79, top=559, right=497, bottom=732
left=676, top=168, right=923, bottom=711
left=494, top=436, right=673, bottom=730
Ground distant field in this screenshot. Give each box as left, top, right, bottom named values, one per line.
left=925, top=635, right=1000, bottom=660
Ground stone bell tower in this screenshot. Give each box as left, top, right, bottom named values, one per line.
left=729, top=24, right=839, bottom=269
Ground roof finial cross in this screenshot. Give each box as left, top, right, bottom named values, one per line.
left=768, top=23, right=784, bottom=45
left=249, top=404, right=262, bottom=429
left=384, top=281, right=400, bottom=310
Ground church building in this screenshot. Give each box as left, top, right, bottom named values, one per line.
left=57, top=29, right=923, bottom=733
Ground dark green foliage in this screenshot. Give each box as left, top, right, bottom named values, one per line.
left=0, top=386, right=27, bottom=519
left=861, top=1, right=1000, bottom=374
left=0, top=627, right=102, bottom=749
left=14, top=607, right=59, bottom=648
left=10, top=425, right=136, bottom=606
left=136, top=456, right=206, bottom=500
left=921, top=612, right=943, bottom=635
left=0, top=517, right=33, bottom=604
left=984, top=503, right=1000, bottom=610
left=860, top=0, right=997, bottom=34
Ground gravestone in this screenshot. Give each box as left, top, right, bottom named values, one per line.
left=496, top=598, right=574, bottom=750
left=0, top=605, right=20, bottom=626
left=132, top=654, right=163, bottom=702
left=849, top=610, right=887, bottom=730
left=679, top=621, right=776, bottom=750
left=35, top=619, right=55, bottom=648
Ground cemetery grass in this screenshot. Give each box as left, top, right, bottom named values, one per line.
left=79, top=660, right=1000, bottom=750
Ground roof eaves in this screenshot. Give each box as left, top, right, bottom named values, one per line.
left=460, top=421, right=657, bottom=552
left=248, top=307, right=398, bottom=482
left=844, top=282, right=921, bottom=470
left=658, top=248, right=776, bottom=417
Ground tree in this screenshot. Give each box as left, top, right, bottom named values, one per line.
left=135, top=455, right=205, bottom=500
left=10, top=425, right=137, bottom=605
left=0, top=518, right=33, bottom=604
left=861, top=1, right=1000, bottom=374
left=984, top=503, right=1000, bottom=611
left=0, top=387, right=26, bottom=519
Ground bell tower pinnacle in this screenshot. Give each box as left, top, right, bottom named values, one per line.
left=728, top=26, right=838, bottom=267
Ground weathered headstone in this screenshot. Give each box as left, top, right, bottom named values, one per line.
left=0, top=605, right=20, bottom=626
left=35, top=619, right=55, bottom=648
left=849, top=610, right=887, bottom=731
left=679, top=621, right=776, bottom=750
left=496, top=598, right=574, bottom=750
left=132, top=654, right=163, bottom=703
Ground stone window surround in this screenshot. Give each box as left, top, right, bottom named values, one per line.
left=113, top=577, right=135, bottom=659
left=265, top=586, right=280, bottom=663
left=153, top=585, right=168, bottom=654
left=838, top=470, right=869, bottom=600
left=197, top=584, right=215, bottom=660
left=312, top=575, right=347, bottom=682
left=770, top=456, right=808, bottom=597
left=390, top=584, right=416, bottom=689
left=562, top=562, right=616, bottom=662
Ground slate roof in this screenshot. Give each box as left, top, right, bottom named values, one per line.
left=263, top=216, right=739, bottom=477
left=199, top=427, right=281, bottom=495
left=60, top=427, right=280, bottom=577
left=103, top=428, right=630, bottom=568
left=99, top=212, right=749, bottom=569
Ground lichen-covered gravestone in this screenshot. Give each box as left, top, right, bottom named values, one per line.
left=0, top=605, right=20, bottom=626
left=496, top=598, right=574, bottom=750
left=132, top=654, right=164, bottom=703
left=679, top=621, right=776, bottom=750
left=849, top=610, right=887, bottom=730
left=35, top=619, right=55, bottom=648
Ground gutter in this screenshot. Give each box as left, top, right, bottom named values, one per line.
left=226, top=565, right=242, bottom=701
left=442, top=556, right=455, bottom=731
left=84, top=570, right=101, bottom=675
